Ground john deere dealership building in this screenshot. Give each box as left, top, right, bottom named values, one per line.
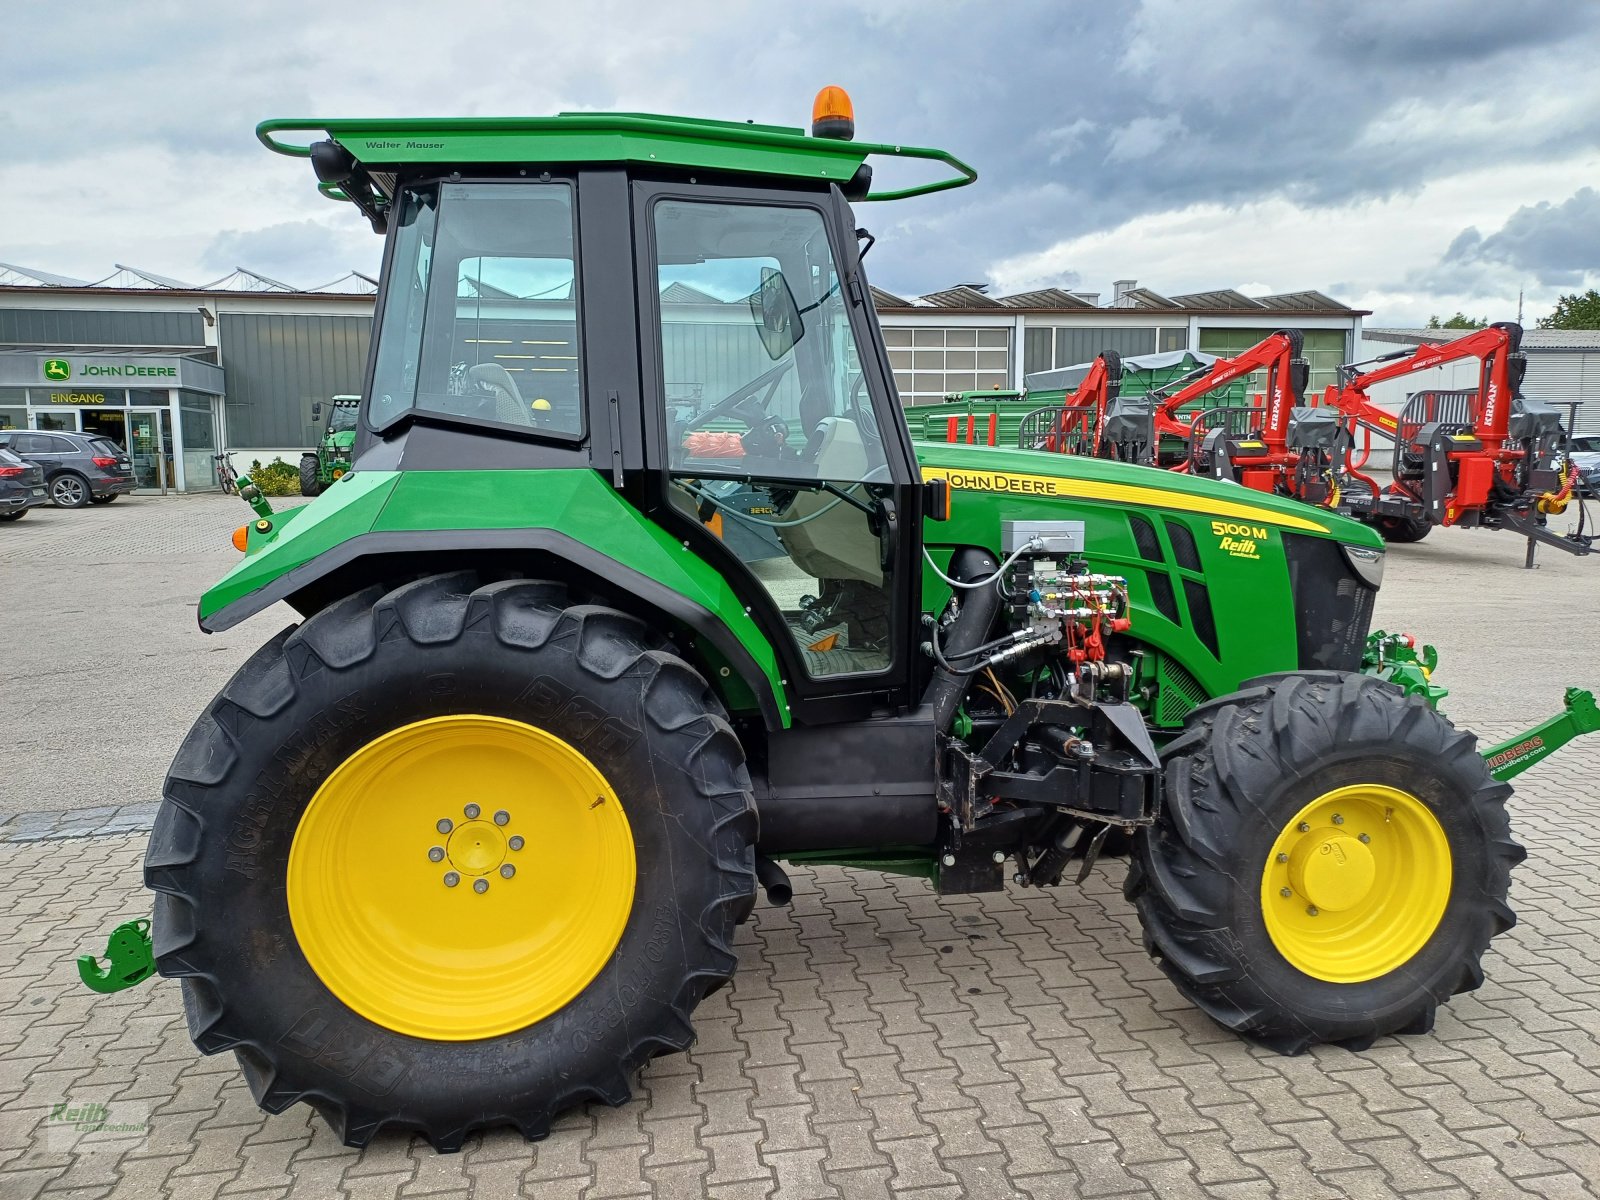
left=8, top=259, right=1589, bottom=493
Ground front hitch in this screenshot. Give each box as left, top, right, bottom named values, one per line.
left=77, top=918, right=156, bottom=994
left=1482, top=688, right=1600, bottom=781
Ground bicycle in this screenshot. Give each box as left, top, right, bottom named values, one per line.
left=214, top=451, right=239, bottom=495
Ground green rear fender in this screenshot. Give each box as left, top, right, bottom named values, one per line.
left=200, top=469, right=790, bottom=727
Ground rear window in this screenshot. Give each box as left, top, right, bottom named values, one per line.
left=89, top=438, right=123, bottom=457
left=0, top=447, right=23, bottom=466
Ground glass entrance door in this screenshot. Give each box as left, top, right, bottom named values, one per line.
left=127, top=409, right=173, bottom=493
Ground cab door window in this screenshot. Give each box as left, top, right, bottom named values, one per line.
left=651, top=199, right=892, bottom=678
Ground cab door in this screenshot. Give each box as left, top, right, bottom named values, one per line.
left=633, top=180, right=924, bottom=722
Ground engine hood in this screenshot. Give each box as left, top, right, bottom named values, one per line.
left=915, top=440, right=1383, bottom=548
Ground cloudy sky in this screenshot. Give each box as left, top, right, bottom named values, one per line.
left=5, top=0, right=1597, bottom=325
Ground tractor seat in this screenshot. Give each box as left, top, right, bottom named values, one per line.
left=469, top=363, right=532, bottom=426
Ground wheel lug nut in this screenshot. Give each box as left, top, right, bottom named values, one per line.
left=464, top=803, right=481, bottom=819
left=493, top=810, right=510, bottom=826
left=428, top=846, right=445, bottom=863
left=443, top=872, right=460, bottom=888
left=1306, top=905, right=1319, bottom=916
left=1297, top=822, right=1310, bottom=833
left=1332, top=814, right=1344, bottom=825
left=473, top=878, right=489, bottom=894
left=500, top=864, right=515, bottom=879
left=1358, top=833, right=1370, bottom=844
left=437, top=818, right=453, bottom=834
left=1277, top=853, right=1289, bottom=864
left=1280, top=887, right=1292, bottom=898
left=509, top=835, right=525, bottom=851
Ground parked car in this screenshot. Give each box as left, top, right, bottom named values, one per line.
left=1568, top=435, right=1600, bottom=498
left=0, top=430, right=135, bottom=508
left=0, top=446, right=48, bottom=521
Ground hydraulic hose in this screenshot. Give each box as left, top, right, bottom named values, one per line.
left=925, top=547, right=1005, bottom=733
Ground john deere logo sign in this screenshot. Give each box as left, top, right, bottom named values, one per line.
left=38, top=358, right=176, bottom=380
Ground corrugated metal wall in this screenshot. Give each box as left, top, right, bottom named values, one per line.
left=0, top=307, right=204, bottom=348
left=1524, top=350, right=1599, bottom=435
left=219, top=313, right=372, bottom=448
left=663, top=320, right=801, bottom=419
left=1051, top=327, right=1168, bottom=367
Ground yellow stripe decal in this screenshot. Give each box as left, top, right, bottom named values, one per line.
left=920, top=466, right=1330, bottom=533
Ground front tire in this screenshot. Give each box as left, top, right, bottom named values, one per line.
left=298, top=455, right=322, bottom=497
left=1128, top=672, right=1521, bottom=1053
left=145, top=574, right=756, bottom=1148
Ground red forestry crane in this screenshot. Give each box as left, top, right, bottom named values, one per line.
left=1019, top=350, right=1123, bottom=456
left=1138, top=330, right=1312, bottom=477
left=1323, top=321, right=1586, bottom=551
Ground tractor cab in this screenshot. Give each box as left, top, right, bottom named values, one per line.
left=256, top=98, right=975, bottom=719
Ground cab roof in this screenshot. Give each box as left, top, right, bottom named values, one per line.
left=257, top=111, right=975, bottom=205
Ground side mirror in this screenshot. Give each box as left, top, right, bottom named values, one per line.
left=311, top=402, right=323, bottom=421
left=749, top=267, right=804, bottom=361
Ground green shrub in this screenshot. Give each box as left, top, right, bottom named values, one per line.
left=248, top=457, right=302, bottom=497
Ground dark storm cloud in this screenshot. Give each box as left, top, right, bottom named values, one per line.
left=1433, top=189, right=1600, bottom=289
left=5, top=1, right=1600, bottom=301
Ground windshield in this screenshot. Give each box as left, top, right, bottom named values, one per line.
left=368, top=182, right=582, bottom=437
left=328, top=404, right=359, bottom=434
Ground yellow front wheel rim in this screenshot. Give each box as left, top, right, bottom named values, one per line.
left=287, top=715, right=635, bottom=1041
left=1260, top=783, right=1451, bottom=983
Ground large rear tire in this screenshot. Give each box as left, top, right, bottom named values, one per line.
left=145, top=574, right=756, bottom=1148
left=1128, top=672, right=1521, bottom=1053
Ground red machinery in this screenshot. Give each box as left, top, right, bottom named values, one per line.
left=1189, top=321, right=1589, bottom=554
left=1022, top=330, right=1311, bottom=467
left=1321, top=321, right=1583, bottom=549
left=1146, top=329, right=1310, bottom=469
left=1019, top=350, right=1123, bottom=456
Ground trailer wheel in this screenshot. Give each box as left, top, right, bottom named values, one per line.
left=1375, top=514, right=1431, bottom=543
left=145, top=574, right=756, bottom=1148
left=1128, top=672, right=1521, bottom=1053
left=298, top=455, right=322, bottom=497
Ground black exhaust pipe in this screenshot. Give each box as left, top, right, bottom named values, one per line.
left=755, top=856, right=792, bottom=906
left=925, top=547, right=1004, bottom=732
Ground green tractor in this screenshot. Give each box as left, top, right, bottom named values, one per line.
left=143, top=94, right=1587, bottom=1151
left=298, top=395, right=360, bottom=496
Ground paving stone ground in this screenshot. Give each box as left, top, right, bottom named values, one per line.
left=2, top=493, right=1598, bottom=1198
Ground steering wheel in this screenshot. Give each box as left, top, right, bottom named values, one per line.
left=684, top=360, right=794, bottom=435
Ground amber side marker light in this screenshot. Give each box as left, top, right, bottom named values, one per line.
left=230, top=525, right=249, bottom=552
left=811, top=86, right=854, bottom=141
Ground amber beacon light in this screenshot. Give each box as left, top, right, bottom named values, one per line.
left=811, top=86, right=855, bottom=141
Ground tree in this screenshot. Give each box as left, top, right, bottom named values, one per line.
left=1425, top=312, right=1487, bottom=330
left=1539, top=289, right=1600, bottom=330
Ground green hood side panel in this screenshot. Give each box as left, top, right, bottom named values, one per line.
left=199, top=469, right=790, bottom=725
left=913, top=442, right=1380, bottom=701
left=327, top=431, right=357, bottom=452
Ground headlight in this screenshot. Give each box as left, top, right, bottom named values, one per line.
left=1341, top=543, right=1386, bottom=589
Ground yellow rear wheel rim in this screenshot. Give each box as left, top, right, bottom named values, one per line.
left=1260, top=783, right=1451, bottom=984
left=287, top=715, right=635, bottom=1040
